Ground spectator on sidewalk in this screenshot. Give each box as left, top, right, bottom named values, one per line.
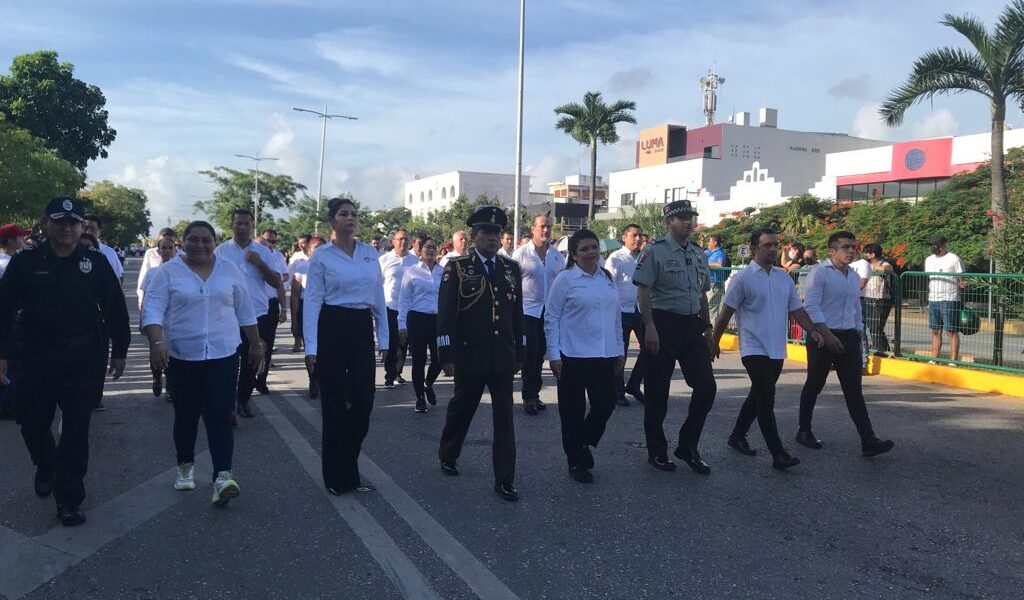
left=862, top=243, right=894, bottom=354
left=704, top=234, right=729, bottom=330
left=925, top=235, right=965, bottom=363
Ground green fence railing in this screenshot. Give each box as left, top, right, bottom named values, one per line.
left=710, top=267, right=1024, bottom=375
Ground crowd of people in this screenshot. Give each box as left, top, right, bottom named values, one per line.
left=10, top=194, right=986, bottom=526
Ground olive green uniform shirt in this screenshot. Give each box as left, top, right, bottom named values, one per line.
left=631, top=236, right=711, bottom=316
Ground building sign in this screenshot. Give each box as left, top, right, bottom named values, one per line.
left=637, top=125, right=671, bottom=168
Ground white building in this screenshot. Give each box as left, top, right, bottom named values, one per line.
left=404, top=171, right=530, bottom=218
left=607, top=109, right=889, bottom=225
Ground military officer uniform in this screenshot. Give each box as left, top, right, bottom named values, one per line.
left=0, top=197, right=130, bottom=525
left=632, top=200, right=717, bottom=474
left=437, top=206, right=525, bottom=501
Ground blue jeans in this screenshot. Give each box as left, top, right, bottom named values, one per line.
left=928, top=301, right=959, bottom=332
left=167, top=354, right=239, bottom=479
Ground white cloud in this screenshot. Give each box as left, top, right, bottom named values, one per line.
left=312, top=28, right=411, bottom=78
left=912, top=108, right=960, bottom=139
left=851, top=103, right=891, bottom=140
left=103, top=156, right=212, bottom=231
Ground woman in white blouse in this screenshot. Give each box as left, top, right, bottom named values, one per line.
left=138, top=236, right=178, bottom=399
left=141, top=221, right=263, bottom=506
left=544, top=229, right=625, bottom=484
left=398, top=235, right=443, bottom=413
left=304, top=198, right=389, bottom=495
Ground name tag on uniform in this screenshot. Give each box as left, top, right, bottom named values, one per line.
left=664, top=259, right=681, bottom=271
left=686, top=258, right=693, bottom=266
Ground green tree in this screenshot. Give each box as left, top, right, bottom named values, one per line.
left=195, top=166, right=306, bottom=232
left=554, top=91, right=637, bottom=223
left=880, top=1, right=1024, bottom=238
left=79, top=181, right=153, bottom=247
left=601, top=203, right=665, bottom=240
left=777, top=194, right=830, bottom=237
left=0, top=121, right=84, bottom=222
left=0, top=51, right=116, bottom=170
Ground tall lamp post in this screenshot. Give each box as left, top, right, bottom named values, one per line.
left=235, top=150, right=279, bottom=224
left=512, top=0, right=526, bottom=242
left=293, top=105, right=358, bottom=235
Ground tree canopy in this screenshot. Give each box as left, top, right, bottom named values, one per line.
left=0, top=120, right=84, bottom=223
left=0, top=51, right=116, bottom=171
left=79, top=180, right=153, bottom=247
left=195, top=166, right=307, bottom=232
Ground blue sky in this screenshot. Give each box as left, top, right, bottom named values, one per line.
left=2, top=0, right=1021, bottom=228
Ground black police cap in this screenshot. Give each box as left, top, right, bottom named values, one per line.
left=45, top=197, right=86, bottom=222
left=466, top=206, right=508, bottom=230
left=663, top=199, right=698, bottom=218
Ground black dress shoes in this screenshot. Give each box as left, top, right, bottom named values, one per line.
left=57, top=505, right=86, bottom=527
left=34, top=469, right=55, bottom=498
left=424, top=385, right=437, bottom=406
left=254, top=383, right=270, bottom=396
left=795, top=430, right=823, bottom=449
left=494, top=483, right=519, bottom=501
left=523, top=400, right=538, bottom=415
left=440, top=461, right=460, bottom=476
left=568, top=465, right=594, bottom=483
left=648, top=455, right=677, bottom=472
left=674, top=447, right=711, bottom=475
left=624, top=386, right=645, bottom=404
left=309, top=380, right=320, bottom=400
left=152, top=376, right=162, bottom=398
left=861, top=437, right=895, bottom=457
left=772, top=452, right=801, bottom=471
left=414, top=397, right=428, bottom=413
left=728, top=436, right=757, bottom=456
left=236, top=403, right=254, bottom=418
left=535, top=398, right=546, bottom=411
left=579, top=446, right=595, bottom=469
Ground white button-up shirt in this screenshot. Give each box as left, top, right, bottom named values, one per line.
left=544, top=265, right=624, bottom=361
left=397, top=260, right=443, bottom=329
left=303, top=241, right=389, bottom=356
left=214, top=238, right=274, bottom=317
left=723, top=263, right=803, bottom=359
left=803, top=259, right=863, bottom=331
left=262, top=248, right=288, bottom=299
left=605, top=246, right=641, bottom=313
left=379, top=250, right=419, bottom=311
left=140, top=257, right=257, bottom=361
left=97, top=242, right=123, bottom=279
left=512, top=241, right=565, bottom=318
left=289, top=251, right=310, bottom=288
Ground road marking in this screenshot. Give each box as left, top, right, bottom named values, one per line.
left=279, top=395, right=521, bottom=600
left=257, top=398, right=441, bottom=600
left=0, top=452, right=209, bottom=600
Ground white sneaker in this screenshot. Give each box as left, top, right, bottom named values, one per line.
left=174, top=463, right=195, bottom=491
left=211, top=470, right=240, bottom=506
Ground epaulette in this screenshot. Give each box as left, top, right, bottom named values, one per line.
left=496, top=254, right=516, bottom=265
left=449, top=254, right=472, bottom=262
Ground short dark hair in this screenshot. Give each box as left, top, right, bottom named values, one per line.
left=311, top=236, right=327, bottom=245
left=749, top=228, right=777, bottom=249
left=231, top=208, right=254, bottom=223
left=707, top=234, right=721, bottom=245
left=158, top=227, right=177, bottom=239
left=298, top=234, right=312, bottom=243
left=623, top=223, right=642, bottom=236
left=863, top=243, right=883, bottom=258
left=262, top=228, right=278, bottom=237
left=84, top=214, right=103, bottom=229
left=327, top=197, right=357, bottom=218
left=415, top=233, right=429, bottom=247
left=183, top=220, right=216, bottom=239
left=371, top=235, right=382, bottom=242
left=827, top=230, right=856, bottom=248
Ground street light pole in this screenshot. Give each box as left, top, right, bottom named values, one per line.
left=235, top=150, right=279, bottom=224
left=293, top=106, right=358, bottom=235
left=512, top=0, right=526, bottom=243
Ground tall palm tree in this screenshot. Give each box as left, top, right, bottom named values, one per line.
left=779, top=194, right=828, bottom=237
left=554, top=91, right=637, bottom=223
left=880, top=1, right=1024, bottom=234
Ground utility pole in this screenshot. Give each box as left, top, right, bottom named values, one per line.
left=235, top=150, right=279, bottom=224
left=293, top=106, right=358, bottom=235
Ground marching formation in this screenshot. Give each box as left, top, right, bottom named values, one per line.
left=0, top=195, right=895, bottom=526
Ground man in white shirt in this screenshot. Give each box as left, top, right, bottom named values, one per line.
left=440, top=230, right=468, bottom=267
left=605, top=223, right=646, bottom=406
left=925, top=235, right=965, bottom=363
left=850, top=251, right=873, bottom=359
left=711, top=229, right=837, bottom=470
left=214, top=209, right=285, bottom=418
left=288, top=234, right=312, bottom=353
left=138, top=228, right=183, bottom=302
left=379, top=229, right=420, bottom=388
left=83, top=215, right=124, bottom=283
left=498, top=232, right=514, bottom=259
left=796, top=230, right=895, bottom=458
left=254, top=228, right=289, bottom=394
left=511, top=214, right=565, bottom=414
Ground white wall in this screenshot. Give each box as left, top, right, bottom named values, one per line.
left=403, top=171, right=529, bottom=218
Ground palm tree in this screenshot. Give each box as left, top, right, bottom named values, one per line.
left=778, top=194, right=828, bottom=237
left=880, top=1, right=1024, bottom=235
left=554, top=91, right=637, bottom=223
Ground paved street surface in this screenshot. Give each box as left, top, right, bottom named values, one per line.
left=2, top=258, right=1022, bottom=600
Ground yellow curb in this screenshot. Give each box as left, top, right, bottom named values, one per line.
left=719, top=333, right=1024, bottom=399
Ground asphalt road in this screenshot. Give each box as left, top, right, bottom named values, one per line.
left=1, top=258, right=1022, bottom=600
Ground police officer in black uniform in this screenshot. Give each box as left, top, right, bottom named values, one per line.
left=437, top=206, right=525, bottom=502
left=0, top=197, right=131, bottom=526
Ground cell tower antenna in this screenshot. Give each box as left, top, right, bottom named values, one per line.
left=699, top=62, right=725, bottom=126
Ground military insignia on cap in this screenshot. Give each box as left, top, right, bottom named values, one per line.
left=79, top=257, right=92, bottom=273
left=62, top=199, right=74, bottom=211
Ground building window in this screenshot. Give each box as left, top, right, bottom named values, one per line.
left=852, top=184, right=868, bottom=201
left=836, top=185, right=852, bottom=201
left=883, top=182, right=899, bottom=198
left=899, top=180, right=917, bottom=199
left=428, top=190, right=433, bottom=202
left=441, top=187, right=447, bottom=199
left=450, top=185, right=456, bottom=198
left=620, top=192, right=636, bottom=206
left=420, top=192, right=425, bottom=202
left=917, top=179, right=937, bottom=197
left=408, top=194, right=413, bottom=204
left=664, top=189, right=672, bottom=202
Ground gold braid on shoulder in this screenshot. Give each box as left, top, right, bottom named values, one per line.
left=455, top=259, right=493, bottom=312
